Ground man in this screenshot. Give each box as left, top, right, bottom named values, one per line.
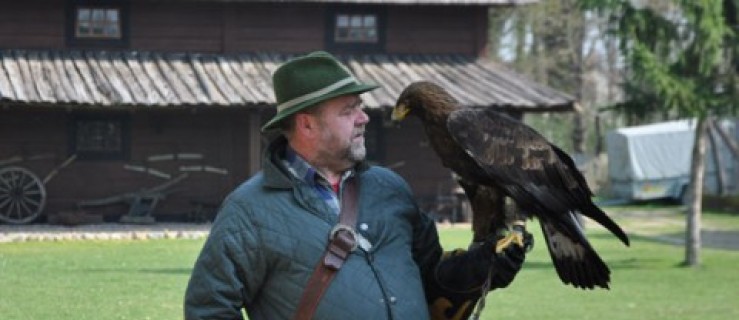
left=184, top=51, right=529, bottom=320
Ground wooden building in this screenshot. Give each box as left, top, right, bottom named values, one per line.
left=0, top=0, right=573, bottom=224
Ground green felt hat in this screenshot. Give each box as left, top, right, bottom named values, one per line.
left=261, top=51, right=379, bottom=131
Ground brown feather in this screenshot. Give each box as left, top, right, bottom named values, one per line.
left=394, top=81, right=629, bottom=290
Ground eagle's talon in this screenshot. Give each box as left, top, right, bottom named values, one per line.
left=494, top=232, right=524, bottom=254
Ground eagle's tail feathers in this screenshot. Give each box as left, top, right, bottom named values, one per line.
left=541, top=221, right=611, bottom=290
left=581, top=203, right=630, bottom=246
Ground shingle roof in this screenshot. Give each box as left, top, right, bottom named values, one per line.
left=0, top=50, right=573, bottom=112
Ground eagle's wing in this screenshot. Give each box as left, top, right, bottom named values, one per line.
left=446, top=107, right=626, bottom=289
left=446, top=108, right=587, bottom=221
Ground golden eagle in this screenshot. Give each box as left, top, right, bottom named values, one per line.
left=392, top=81, right=629, bottom=289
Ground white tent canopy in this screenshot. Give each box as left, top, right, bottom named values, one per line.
left=607, top=119, right=696, bottom=181
left=606, top=119, right=738, bottom=201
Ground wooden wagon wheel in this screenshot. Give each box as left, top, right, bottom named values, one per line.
left=0, top=166, right=47, bottom=224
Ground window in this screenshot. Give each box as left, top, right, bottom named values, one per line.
left=326, top=6, right=385, bottom=53
left=66, top=0, right=129, bottom=48
left=69, top=114, right=130, bottom=160
left=75, top=7, right=121, bottom=39
left=335, top=14, right=378, bottom=43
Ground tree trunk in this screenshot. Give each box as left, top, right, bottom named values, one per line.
left=684, top=117, right=709, bottom=267
left=594, top=113, right=603, bottom=155
left=572, top=111, right=586, bottom=154
left=707, top=120, right=727, bottom=195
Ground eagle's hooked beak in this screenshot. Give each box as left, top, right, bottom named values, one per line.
left=391, top=103, right=411, bottom=121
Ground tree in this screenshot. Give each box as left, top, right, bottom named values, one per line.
left=580, top=0, right=738, bottom=266
left=488, top=1, right=625, bottom=158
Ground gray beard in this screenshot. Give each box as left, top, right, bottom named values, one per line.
left=348, top=141, right=366, bottom=162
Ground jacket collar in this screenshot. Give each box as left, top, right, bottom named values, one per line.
left=262, top=135, right=368, bottom=189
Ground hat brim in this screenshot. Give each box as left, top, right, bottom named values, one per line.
left=261, top=83, right=379, bottom=132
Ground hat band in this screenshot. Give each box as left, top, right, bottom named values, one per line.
left=276, top=77, right=358, bottom=113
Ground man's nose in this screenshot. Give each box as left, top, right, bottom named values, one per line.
left=356, top=109, right=370, bottom=125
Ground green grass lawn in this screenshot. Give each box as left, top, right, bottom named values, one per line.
left=0, top=239, right=200, bottom=320
left=440, top=224, right=739, bottom=320
left=1, top=209, right=738, bottom=319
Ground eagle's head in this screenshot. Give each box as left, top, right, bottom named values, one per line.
left=392, top=81, right=457, bottom=122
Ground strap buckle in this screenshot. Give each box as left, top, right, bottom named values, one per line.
left=328, top=224, right=358, bottom=252
left=324, top=224, right=358, bottom=270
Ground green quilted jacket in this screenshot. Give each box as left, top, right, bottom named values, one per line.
left=184, top=137, right=444, bottom=319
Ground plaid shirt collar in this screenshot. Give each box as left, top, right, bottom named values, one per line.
left=282, top=145, right=354, bottom=214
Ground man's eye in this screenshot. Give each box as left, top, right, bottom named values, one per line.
left=343, top=106, right=360, bottom=115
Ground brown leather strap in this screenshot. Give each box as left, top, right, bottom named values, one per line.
left=293, top=177, right=360, bottom=320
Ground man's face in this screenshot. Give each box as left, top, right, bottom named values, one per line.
left=313, top=94, right=369, bottom=169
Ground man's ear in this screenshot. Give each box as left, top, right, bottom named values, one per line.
left=294, top=113, right=318, bottom=135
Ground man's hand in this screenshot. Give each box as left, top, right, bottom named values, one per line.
left=427, top=228, right=532, bottom=320
left=433, top=227, right=532, bottom=293
left=487, top=228, right=533, bottom=289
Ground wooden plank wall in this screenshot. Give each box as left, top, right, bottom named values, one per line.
left=222, top=4, right=326, bottom=53
left=0, top=1, right=65, bottom=49
left=1, top=0, right=486, bottom=56
left=0, top=0, right=486, bottom=222
left=386, top=5, right=486, bottom=55
left=0, top=107, right=262, bottom=221
left=130, top=2, right=225, bottom=53
left=381, top=116, right=456, bottom=206
left=0, top=106, right=454, bottom=221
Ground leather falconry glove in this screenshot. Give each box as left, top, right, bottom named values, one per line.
left=427, top=227, right=533, bottom=320
left=487, top=225, right=533, bottom=289
left=434, top=226, right=533, bottom=293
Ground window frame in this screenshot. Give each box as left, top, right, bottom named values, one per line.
left=68, top=113, right=131, bottom=161
left=325, top=6, right=386, bottom=54
left=75, top=7, right=122, bottom=39
left=66, top=0, right=129, bottom=48
left=334, top=13, right=379, bottom=44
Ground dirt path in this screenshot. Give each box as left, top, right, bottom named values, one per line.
left=437, top=208, right=739, bottom=251
left=2, top=208, right=738, bottom=250
left=593, top=208, right=739, bottom=251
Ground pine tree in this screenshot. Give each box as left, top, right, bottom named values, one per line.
left=581, top=0, right=738, bottom=266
